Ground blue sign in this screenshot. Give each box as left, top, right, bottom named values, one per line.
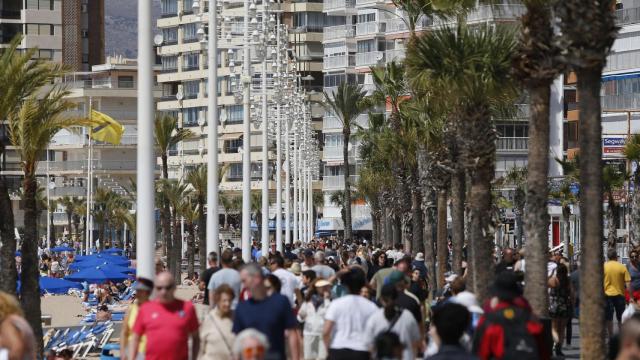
left=603, top=137, right=626, bottom=146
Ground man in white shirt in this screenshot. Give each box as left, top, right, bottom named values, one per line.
left=323, top=267, right=378, bottom=360
left=270, top=254, right=301, bottom=306
left=311, top=251, right=336, bottom=279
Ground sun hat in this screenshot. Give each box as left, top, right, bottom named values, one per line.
left=414, top=252, right=425, bottom=261
left=315, top=279, right=331, bottom=288
left=289, top=262, right=302, bottom=275
left=452, top=291, right=484, bottom=314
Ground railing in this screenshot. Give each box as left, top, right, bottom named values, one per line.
left=65, top=109, right=138, bottom=120
left=36, top=160, right=142, bottom=172
left=323, top=115, right=343, bottom=130
left=496, top=137, right=529, bottom=151
left=323, top=55, right=355, bottom=70
left=355, top=0, right=383, bottom=7
left=356, top=51, right=384, bottom=67
left=50, top=187, right=88, bottom=197
left=605, top=50, right=640, bottom=72
left=616, top=7, right=640, bottom=26
left=601, top=94, right=640, bottom=110
left=385, top=48, right=405, bottom=63
left=465, top=4, right=526, bottom=24
left=356, top=22, right=385, bottom=36
left=385, top=17, right=408, bottom=33
left=323, top=0, right=355, bottom=12
left=61, top=79, right=138, bottom=90
left=323, top=25, right=355, bottom=41
left=322, top=175, right=360, bottom=190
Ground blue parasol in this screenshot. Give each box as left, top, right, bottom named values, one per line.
left=65, top=266, right=131, bottom=283
left=69, top=258, right=130, bottom=270
left=101, top=248, right=124, bottom=254
left=39, top=276, right=83, bottom=294
left=50, top=246, right=75, bottom=252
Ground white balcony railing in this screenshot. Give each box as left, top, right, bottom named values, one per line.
left=322, top=175, right=360, bottom=190
left=355, top=51, right=384, bottom=67
left=385, top=48, right=405, bottom=63
left=323, top=0, right=355, bottom=12
left=616, top=6, right=640, bottom=26
left=355, top=0, right=383, bottom=7
left=385, top=17, right=408, bottom=33
left=323, top=24, right=355, bottom=41
left=356, top=22, right=385, bottom=37
left=602, top=94, right=640, bottom=110
left=496, top=137, right=529, bottom=151
left=605, top=50, right=640, bottom=73
left=324, top=113, right=369, bottom=130
left=36, top=160, right=141, bottom=172
left=465, top=4, right=526, bottom=24
left=323, top=55, right=355, bottom=70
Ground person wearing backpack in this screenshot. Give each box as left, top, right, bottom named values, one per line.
left=472, top=272, right=549, bottom=360
left=365, top=283, right=421, bottom=360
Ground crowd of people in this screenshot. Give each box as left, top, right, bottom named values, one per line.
left=9, top=238, right=640, bottom=359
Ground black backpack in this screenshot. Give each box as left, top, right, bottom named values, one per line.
left=476, top=306, right=540, bottom=360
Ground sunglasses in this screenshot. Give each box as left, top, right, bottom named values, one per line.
left=242, top=346, right=265, bottom=359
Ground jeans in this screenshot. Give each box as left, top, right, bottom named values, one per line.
left=605, top=295, right=626, bottom=322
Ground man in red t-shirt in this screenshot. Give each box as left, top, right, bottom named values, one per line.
left=128, top=272, right=199, bottom=360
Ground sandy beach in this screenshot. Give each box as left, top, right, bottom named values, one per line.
left=41, top=285, right=201, bottom=328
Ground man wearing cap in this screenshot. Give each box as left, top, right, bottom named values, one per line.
left=386, top=270, right=423, bottom=327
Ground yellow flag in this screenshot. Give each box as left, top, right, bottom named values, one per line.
left=89, top=109, right=124, bottom=145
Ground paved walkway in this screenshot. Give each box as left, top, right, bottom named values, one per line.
left=561, top=318, right=580, bottom=359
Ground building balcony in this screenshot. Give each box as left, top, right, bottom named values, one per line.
left=322, top=175, right=360, bottom=190
left=36, top=160, right=143, bottom=173
left=385, top=16, right=433, bottom=34
left=465, top=4, right=526, bottom=24
left=323, top=24, right=356, bottom=42
left=355, top=51, right=384, bottom=67
left=385, top=48, right=405, bottom=63
left=601, top=94, right=640, bottom=111
left=605, top=50, right=640, bottom=73
left=323, top=55, right=355, bottom=70
left=50, top=186, right=89, bottom=197
left=355, top=22, right=386, bottom=37
left=355, top=0, right=385, bottom=8
left=496, top=137, right=529, bottom=152
left=616, top=6, right=640, bottom=26
left=323, top=0, right=356, bottom=14
left=323, top=113, right=369, bottom=130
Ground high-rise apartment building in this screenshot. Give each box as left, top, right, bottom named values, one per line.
left=0, top=0, right=104, bottom=70
left=156, top=0, right=324, bottom=233
left=318, top=0, right=529, bottom=236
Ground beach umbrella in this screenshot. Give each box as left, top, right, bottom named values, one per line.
left=75, top=254, right=129, bottom=263
left=108, top=265, right=136, bottom=275
left=50, top=246, right=75, bottom=252
left=65, top=266, right=131, bottom=283
left=39, top=276, right=82, bottom=294
left=69, top=258, right=130, bottom=270
left=101, top=248, right=124, bottom=254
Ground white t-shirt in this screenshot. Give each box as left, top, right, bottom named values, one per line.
left=273, top=268, right=301, bottom=306
left=324, top=294, right=379, bottom=352
left=364, top=308, right=420, bottom=360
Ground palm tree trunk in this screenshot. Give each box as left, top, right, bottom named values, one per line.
left=436, top=189, right=448, bottom=289
left=371, top=208, right=379, bottom=246
left=98, top=222, right=105, bottom=251
left=451, top=169, right=465, bottom=276
left=67, top=212, right=72, bottom=242
left=468, top=163, right=495, bottom=301
left=577, top=68, right=606, bottom=358
left=524, top=84, right=551, bottom=317
left=0, top=175, right=17, bottom=295
left=343, top=129, right=353, bottom=242
left=607, top=195, right=617, bottom=249
left=197, top=197, right=206, bottom=274
left=20, top=174, right=44, bottom=355
left=392, top=215, right=401, bottom=247
left=172, top=216, right=182, bottom=281
left=187, top=223, right=195, bottom=279
left=423, top=193, right=437, bottom=293
left=412, top=190, right=423, bottom=254
left=632, top=178, right=640, bottom=248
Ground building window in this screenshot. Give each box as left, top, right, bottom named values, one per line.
left=324, top=133, right=343, bottom=147
left=161, top=0, right=178, bottom=16
left=38, top=49, right=53, bottom=59
left=226, top=105, right=243, bottom=124
left=203, top=78, right=223, bottom=96
left=182, top=52, right=199, bottom=71
left=225, top=137, right=243, bottom=153
left=161, top=55, right=178, bottom=72
left=226, top=76, right=240, bottom=94
left=0, top=23, right=22, bottom=44
left=357, top=13, right=376, bottom=22
left=183, top=80, right=200, bottom=99
left=182, top=107, right=202, bottom=127
left=81, top=29, right=89, bottom=38
left=356, top=39, right=376, bottom=53
left=0, top=0, right=22, bottom=19
left=182, top=23, right=198, bottom=43
left=25, top=24, right=55, bottom=35
left=183, top=0, right=194, bottom=13
left=118, top=76, right=134, bottom=88
left=25, top=0, right=55, bottom=10
left=162, top=27, right=178, bottom=45
left=228, top=162, right=261, bottom=180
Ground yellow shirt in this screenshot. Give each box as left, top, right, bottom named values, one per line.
left=604, top=260, right=631, bottom=296
left=128, top=303, right=147, bottom=353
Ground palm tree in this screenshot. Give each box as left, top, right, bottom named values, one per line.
left=161, top=179, right=193, bottom=281
left=625, top=134, right=640, bottom=247
left=186, top=165, right=207, bottom=271
left=154, top=114, right=194, bottom=258
left=510, top=0, right=564, bottom=319
left=603, top=164, right=626, bottom=249
left=250, top=191, right=263, bottom=241
left=57, top=196, right=77, bottom=242
left=71, top=197, right=86, bottom=246
left=329, top=191, right=347, bottom=237
left=181, top=199, right=200, bottom=279
left=324, top=83, right=370, bottom=243
left=501, top=167, right=527, bottom=249
left=7, top=89, right=82, bottom=353
left=406, top=25, right=518, bottom=300
left=0, top=36, right=65, bottom=296
left=556, top=1, right=618, bottom=354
